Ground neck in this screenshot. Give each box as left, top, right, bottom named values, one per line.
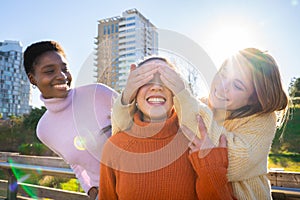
left=140, top=111, right=170, bottom=123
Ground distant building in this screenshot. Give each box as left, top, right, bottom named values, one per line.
left=95, top=8, right=158, bottom=92
left=0, top=40, right=31, bottom=119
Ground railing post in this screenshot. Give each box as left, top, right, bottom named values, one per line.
left=7, top=169, right=17, bottom=200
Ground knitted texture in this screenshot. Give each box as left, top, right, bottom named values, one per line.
left=101, top=111, right=235, bottom=199
left=37, top=84, right=117, bottom=193
left=174, top=89, right=275, bottom=200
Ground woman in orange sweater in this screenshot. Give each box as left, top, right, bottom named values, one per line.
left=99, top=57, right=236, bottom=199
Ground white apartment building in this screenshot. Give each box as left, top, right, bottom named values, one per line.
left=95, top=9, right=158, bottom=92
left=0, top=40, right=31, bottom=119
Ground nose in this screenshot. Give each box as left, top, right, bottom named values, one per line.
left=220, top=79, right=230, bottom=92
left=149, top=83, right=163, bottom=91
left=57, top=70, right=68, bottom=80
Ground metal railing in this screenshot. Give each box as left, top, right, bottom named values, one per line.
left=0, top=152, right=299, bottom=200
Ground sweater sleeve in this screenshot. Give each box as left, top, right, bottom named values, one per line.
left=111, top=93, right=137, bottom=135
left=69, top=164, right=94, bottom=193
left=99, top=163, right=118, bottom=200
left=174, top=89, right=277, bottom=181
left=189, top=148, right=236, bottom=200
left=99, top=141, right=118, bottom=200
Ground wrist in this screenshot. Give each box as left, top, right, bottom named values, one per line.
left=88, top=186, right=98, bottom=198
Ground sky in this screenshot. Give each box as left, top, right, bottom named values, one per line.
left=1, top=0, right=300, bottom=108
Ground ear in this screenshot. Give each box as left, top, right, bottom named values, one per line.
left=27, top=73, right=37, bottom=86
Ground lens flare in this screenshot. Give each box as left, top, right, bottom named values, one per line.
left=8, top=158, right=38, bottom=199
left=73, top=136, right=86, bottom=151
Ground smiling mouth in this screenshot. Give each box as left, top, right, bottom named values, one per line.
left=147, top=97, right=166, bottom=104
left=53, top=83, right=69, bottom=89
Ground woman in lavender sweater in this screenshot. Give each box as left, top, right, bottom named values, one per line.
left=23, top=41, right=118, bottom=199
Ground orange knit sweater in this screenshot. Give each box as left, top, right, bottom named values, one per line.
left=100, top=110, right=235, bottom=200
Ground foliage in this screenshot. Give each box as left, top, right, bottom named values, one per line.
left=60, top=178, right=84, bottom=192
left=18, top=142, right=50, bottom=156
left=269, top=103, right=300, bottom=171
left=269, top=153, right=300, bottom=172
left=0, top=106, right=54, bottom=155
left=271, top=106, right=300, bottom=154
left=289, top=77, right=300, bottom=98
left=23, top=106, right=47, bottom=131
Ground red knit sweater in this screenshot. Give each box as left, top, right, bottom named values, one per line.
left=99, top=111, right=235, bottom=200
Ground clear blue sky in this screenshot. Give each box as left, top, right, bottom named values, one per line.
left=1, top=0, right=300, bottom=107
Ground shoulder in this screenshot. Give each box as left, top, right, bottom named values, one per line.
left=36, top=111, right=50, bottom=140
left=75, top=83, right=117, bottom=95
left=225, top=112, right=277, bottom=134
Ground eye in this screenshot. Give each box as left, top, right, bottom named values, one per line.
left=233, top=81, right=244, bottom=91
left=44, top=69, right=55, bottom=74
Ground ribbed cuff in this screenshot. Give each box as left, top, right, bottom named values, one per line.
left=189, top=147, right=228, bottom=168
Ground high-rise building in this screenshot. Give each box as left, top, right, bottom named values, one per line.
left=0, top=40, right=31, bottom=119
left=95, top=9, right=158, bottom=92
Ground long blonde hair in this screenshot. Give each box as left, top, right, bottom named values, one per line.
left=225, top=48, right=288, bottom=122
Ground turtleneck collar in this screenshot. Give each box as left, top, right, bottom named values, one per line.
left=40, top=89, right=73, bottom=113
left=127, top=109, right=179, bottom=139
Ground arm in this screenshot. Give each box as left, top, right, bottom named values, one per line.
left=175, top=89, right=277, bottom=181
left=182, top=118, right=236, bottom=200
left=111, top=93, right=136, bottom=135
left=99, top=140, right=118, bottom=200
left=99, top=162, right=118, bottom=200
left=189, top=148, right=236, bottom=200
left=70, top=164, right=94, bottom=193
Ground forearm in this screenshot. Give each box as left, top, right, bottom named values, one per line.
left=174, top=89, right=221, bottom=145
left=111, top=93, right=137, bottom=135
left=174, top=89, right=276, bottom=181
left=189, top=148, right=236, bottom=200
left=70, top=164, right=92, bottom=193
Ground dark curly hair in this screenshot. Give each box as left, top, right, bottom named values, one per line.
left=23, top=41, right=66, bottom=75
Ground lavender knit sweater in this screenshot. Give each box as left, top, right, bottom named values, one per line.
left=37, top=83, right=117, bottom=193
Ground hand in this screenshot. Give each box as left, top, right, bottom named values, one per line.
left=88, top=187, right=98, bottom=200
left=158, top=65, right=185, bottom=95
left=122, top=63, right=159, bottom=104
left=181, top=115, right=227, bottom=156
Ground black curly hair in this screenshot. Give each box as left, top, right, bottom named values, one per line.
left=23, top=41, right=66, bottom=75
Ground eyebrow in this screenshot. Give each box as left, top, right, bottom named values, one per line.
left=41, top=62, right=67, bottom=69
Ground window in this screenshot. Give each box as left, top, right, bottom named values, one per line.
left=111, top=24, right=114, bottom=33
left=103, top=25, right=107, bottom=35
left=126, top=16, right=135, bottom=21
left=126, top=23, right=135, bottom=27
left=107, top=25, right=110, bottom=34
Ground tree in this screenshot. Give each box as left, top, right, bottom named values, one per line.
left=289, top=77, right=300, bottom=98
left=23, top=106, right=47, bottom=131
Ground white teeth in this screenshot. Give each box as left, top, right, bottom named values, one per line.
left=53, top=84, right=68, bottom=89
left=147, top=97, right=165, bottom=103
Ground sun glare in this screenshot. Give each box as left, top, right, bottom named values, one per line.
left=205, top=20, right=258, bottom=67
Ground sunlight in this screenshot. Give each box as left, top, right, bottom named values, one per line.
left=205, top=20, right=259, bottom=67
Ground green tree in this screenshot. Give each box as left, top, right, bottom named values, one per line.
left=23, top=106, right=47, bottom=131
left=289, top=77, right=300, bottom=98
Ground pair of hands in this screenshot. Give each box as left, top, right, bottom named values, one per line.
left=121, top=63, right=185, bottom=104
left=182, top=115, right=227, bottom=156
left=122, top=62, right=227, bottom=154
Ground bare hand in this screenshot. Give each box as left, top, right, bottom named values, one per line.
left=181, top=114, right=227, bottom=156
left=158, top=65, right=185, bottom=95
left=122, top=64, right=159, bottom=104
